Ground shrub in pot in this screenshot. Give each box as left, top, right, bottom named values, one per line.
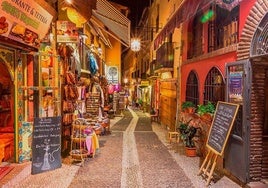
left=178, top=119, right=198, bottom=157
left=181, top=101, right=196, bottom=114
left=197, top=101, right=215, bottom=122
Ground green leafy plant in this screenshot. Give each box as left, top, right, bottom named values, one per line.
left=178, top=119, right=197, bottom=148
left=181, top=101, right=195, bottom=111
left=197, top=101, right=215, bottom=116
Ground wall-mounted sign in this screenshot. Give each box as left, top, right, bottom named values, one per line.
left=141, top=81, right=149, bottom=87
left=0, top=0, right=53, bottom=48
left=56, top=21, right=78, bottom=43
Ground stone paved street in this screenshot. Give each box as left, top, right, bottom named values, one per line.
left=0, top=108, right=242, bottom=188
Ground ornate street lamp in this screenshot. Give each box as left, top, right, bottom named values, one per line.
left=130, top=38, right=141, bottom=52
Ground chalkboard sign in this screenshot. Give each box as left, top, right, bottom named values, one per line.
left=31, top=116, right=62, bottom=175
left=206, top=102, right=239, bottom=156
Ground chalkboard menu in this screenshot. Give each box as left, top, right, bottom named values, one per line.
left=32, top=117, right=62, bottom=175
left=207, top=102, right=239, bottom=156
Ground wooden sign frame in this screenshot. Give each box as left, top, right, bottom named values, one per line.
left=199, top=101, right=239, bottom=186
left=206, top=101, right=239, bottom=156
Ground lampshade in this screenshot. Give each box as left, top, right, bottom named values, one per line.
left=66, top=7, right=87, bottom=27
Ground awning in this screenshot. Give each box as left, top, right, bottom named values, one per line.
left=154, top=0, right=243, bottom=49
left=215, top=0, right=242, bottom=11
left=92, top=0, right=130, bottom=47
left=154, top=0, right=202, bottom=49
left=87, top=22, right=112, bottom=48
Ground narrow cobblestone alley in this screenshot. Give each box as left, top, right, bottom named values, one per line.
left=69, top=108, right=193, bottom=187
left=1, top=108, right=241, bottom=188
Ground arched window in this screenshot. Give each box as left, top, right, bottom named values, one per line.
left=204, top=67, right=225, bottom=104
left=186, top=71, right=199, bottom=106
left=188, top=11, right=204, bottom=59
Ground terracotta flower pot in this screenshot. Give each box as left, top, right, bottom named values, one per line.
left=185, top=147, right=197, bottom=157
left=200, top=113, right=213, bottom=122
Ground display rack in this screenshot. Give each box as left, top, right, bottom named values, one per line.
left=70, top=118, right=90, bottom=166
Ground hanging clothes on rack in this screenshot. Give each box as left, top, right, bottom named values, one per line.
left=73, top=48, right=81, bottom=79
left=87, top=52, right=98, bottom=75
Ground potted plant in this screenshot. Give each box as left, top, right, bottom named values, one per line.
left=181, top=101, right=196, bottom=114
left=197, top=101, right=215, bottom=122
left=178, top=119, right=198, bottom=157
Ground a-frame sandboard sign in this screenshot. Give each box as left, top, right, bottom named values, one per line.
left=198, top=101, right=239, bottom=186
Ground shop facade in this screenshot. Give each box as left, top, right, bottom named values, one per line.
left=178, top=0, right=268, bottom=184
left=0, top=0, right=56, bottom=163
left=0, top=0, right=130, bottom=168
left=143, top=0, right=268, bottom=185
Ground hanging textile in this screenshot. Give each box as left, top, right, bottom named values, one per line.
left=215, top=0, right=242, bottom=11
left=87, top=52, right=99, bottom=75
left=73, top=48, right=81, bottom=79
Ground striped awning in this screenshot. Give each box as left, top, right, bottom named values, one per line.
left=92, top=0, right=131, bottom=47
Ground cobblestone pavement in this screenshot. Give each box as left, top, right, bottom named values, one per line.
left=1, top=108, right=243, bottom=188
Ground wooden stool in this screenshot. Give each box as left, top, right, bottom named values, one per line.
left=168, top=132, right=180, bottom=143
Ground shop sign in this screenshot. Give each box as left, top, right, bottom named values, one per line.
left=32, top=117, right=62, bottom=175
left=228, top=66, right=243, bottom=104
left=141, top=80, right=149, bottom=86
left=56, top=21, right=79, bottom=43
left=0, top=0, right=53, bottom=48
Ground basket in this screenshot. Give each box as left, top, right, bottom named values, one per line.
left=70, top=149, right=88, bottom=159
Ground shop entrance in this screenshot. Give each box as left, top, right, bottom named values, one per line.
left=224, top=60, right=251, bottom=183
left=0, top=57, right=14, bottom=164
left=225, top=58, right=268, bottom=183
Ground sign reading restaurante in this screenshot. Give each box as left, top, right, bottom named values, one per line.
left=0, top=0, right=53, bottom=48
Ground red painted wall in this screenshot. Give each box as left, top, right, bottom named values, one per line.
left=27, top=55, right=34, bottom=122
left=180, top=0, right=256, bottom=105
left=239, top=0, right=256, bottom=39
left=181, top=52, right=237, bottom=104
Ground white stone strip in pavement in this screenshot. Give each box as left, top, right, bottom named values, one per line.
left=121, top=109, right=143, bottom=188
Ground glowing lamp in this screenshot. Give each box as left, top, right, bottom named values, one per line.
left=66, top=7, right=87, bottom=27
left=130, top=38, right=141, bottom=52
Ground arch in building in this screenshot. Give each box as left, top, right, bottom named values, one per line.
left=185, top=70, right=199, bottom=106
left=203, top=66, right=225, bottom=105
left=237, top=0, right=268, bottom=60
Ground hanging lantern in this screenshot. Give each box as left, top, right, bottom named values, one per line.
left=66, top=7, right=87, bottom=27
left=108, top=84, right=114, bottom=94
left=130, top=38, right=141, bottom=52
